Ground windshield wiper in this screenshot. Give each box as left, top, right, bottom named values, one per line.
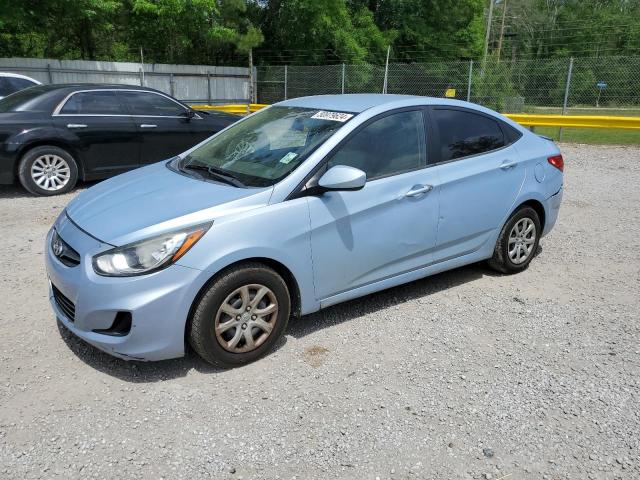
left=182, top=163, right=245, bottom=187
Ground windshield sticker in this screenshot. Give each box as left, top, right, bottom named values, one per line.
left=279, top=152, right=298, bottom=165
left=311, top=110, right=354, bottom=122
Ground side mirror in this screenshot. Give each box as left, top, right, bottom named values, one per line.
left=317, top=165, right=366, bottom=192
left=183, top=109, right=196, bottom=121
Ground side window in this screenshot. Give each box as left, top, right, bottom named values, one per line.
left=119, top=91, right=187, bottom=116
left=432, top=109, right=505, bottom=162
left=328, top=110, right=426, bottom=181
left=0, top=78, right=12, bottom=97
left=60, top=91, right=124, bottom=115
left=7, top=77, right=37, bottom=91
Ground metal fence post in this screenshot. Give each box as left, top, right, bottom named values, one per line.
left=467, top=60, right=473, bottom=102
left=207, top=71, right=212, bottom=105
left=341, top=63, right=345, bottom=94
left=169, top=73, right=175, bottom=97
left=139, top=68, right=144, bottom=86
left=46, top=64, right=53, bottom=84
left=559, top=57, right=574, bottom=142
left=284, top=65, right=288, bottom=100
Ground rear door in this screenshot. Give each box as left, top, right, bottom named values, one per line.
left=52, top=90, right=139, bottom=177
left=117, top=90, right=196, bottom=165
left=428, top=107, right=525, bottom=262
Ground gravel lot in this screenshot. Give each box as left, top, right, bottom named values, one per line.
left=1, top=144, right=639, bottom=480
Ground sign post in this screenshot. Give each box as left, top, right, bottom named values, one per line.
left=596, top=80, right=607, bottom=108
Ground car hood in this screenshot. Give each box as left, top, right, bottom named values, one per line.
left=65, top=160, right=273, bottom=246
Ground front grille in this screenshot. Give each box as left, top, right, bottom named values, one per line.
left=51, top=230, right=80, bottom=267
left=52, top=284, right=76, bottom=322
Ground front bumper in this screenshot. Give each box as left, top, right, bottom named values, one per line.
left=45, top=214, right=201, bottom=361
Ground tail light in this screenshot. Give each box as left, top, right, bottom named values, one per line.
left=548, top=154, right=564, bottom=172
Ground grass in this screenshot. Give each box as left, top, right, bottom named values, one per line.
left=532, top=126, right=640, bottom=145
left=517, top=106, right=640, bottom=144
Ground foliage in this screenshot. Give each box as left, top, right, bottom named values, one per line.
left=1, top=0, right=638, bottom=66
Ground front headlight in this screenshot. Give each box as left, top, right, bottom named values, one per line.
left=93, top=222, right=212, bottom=277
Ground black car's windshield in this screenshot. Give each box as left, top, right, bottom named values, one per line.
left=181, top=106, right=354, bottom=187
left=0, top=85, right=50, bottom=113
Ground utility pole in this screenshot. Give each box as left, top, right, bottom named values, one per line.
left=496, top=0, right=507, bottom=62
left=139, top=47, right=145, bottom=86
left=481, top=0, right=495, bottom=74
left=248, top=48, right=254, bottom=114
left=382, top=45, right=391, bottom=94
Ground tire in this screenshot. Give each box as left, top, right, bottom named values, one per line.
left=488, top=206, right=541, bottom=274
left=189, top=262, right=291, bottom=368
left=18, top=146, right=79, bottom=196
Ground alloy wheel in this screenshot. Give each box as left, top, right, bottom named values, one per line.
left=31, top=154, right=71, bottom=191
left=508, top=217, right=536, bottom=264
left=214, top=284, right=279, bottom=353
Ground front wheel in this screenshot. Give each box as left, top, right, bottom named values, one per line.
left=488, top=206, right=541, bottom=274
left=189, top=263, right=291, bottom=368
left=18, top=146, right=79, bottom=196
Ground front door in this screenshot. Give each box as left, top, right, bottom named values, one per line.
left=307, top=109, right=440, bottom=300
left=52, top=90, right=139, bottom=177
left=117, top=90, right=196, bottom=165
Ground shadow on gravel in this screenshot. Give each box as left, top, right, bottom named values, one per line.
left=56, top=319, right=288, bottom=382
left=57, top=250, right=541, bottom=381
left=0, top=181, right=98, bottom=199
left=288, top=262, right=498, bottom=339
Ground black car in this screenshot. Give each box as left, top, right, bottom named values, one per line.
left=0, top=84, right=237, bottom=195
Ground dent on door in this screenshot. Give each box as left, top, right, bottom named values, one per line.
left=433, top=146, right=526, bottom=262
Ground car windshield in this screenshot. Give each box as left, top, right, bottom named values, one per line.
left=180, top=106, right=353, bottom=187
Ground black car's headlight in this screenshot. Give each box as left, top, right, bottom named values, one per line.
left=92, top=222, right=212, bottom=277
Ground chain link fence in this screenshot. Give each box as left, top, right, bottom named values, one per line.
left=257, top=56, right=640, bottom=114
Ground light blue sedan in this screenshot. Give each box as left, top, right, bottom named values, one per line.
left=45, top=95, right=564, bottom=367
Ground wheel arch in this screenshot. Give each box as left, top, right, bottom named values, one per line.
left=16, top=140, right=83, bottom=179
left=184, top=257, right=303, bottom=346
left=515, top=198, right=546, bottom=231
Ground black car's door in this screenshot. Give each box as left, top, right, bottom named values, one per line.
left=52, top=90, right=139, bottom=178
left=117, top=90, right=197, bottom=165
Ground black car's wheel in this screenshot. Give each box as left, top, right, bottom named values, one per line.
left=488, top=206, right=541, bottom=274
left=18, top=146, right=78, bottom=196
left=189, top=262, right=291, bottom=368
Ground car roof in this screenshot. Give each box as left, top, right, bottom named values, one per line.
left=276, top=94, right=527, bottom=133
left=277, top=93, right=505, bottom=114
left=0, top=72, right=41, bottom=84
left=40, top=83, right=160, bottom=92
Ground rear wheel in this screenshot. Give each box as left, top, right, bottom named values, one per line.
left=18, top=146, right=78, bottom=196
left=488, top=206, right=541, bottom=274
left=189, top=263, right=291, bottom=368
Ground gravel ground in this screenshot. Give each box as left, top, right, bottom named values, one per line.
left=0, top=144, right=639, bottom=480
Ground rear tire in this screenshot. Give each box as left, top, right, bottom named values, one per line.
left=189, top=262, right=291, bottom=368
left=18, top=146, right=78, bottom=196
left=488, top=206, right=541, bottom=274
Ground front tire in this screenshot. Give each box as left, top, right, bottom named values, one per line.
left=488, top=206, right=541, bottom=274
left=189, top=263, right=291, bottom=368
left=18, top=146, right=78, bottom=196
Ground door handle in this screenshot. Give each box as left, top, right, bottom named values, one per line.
left=404, top=184, right=433, bottom=198
left=66, top=124, right=87, bottom=129
left=140, top=124, right=157, bottom=128
left=500, top=160, right=517, bottom=170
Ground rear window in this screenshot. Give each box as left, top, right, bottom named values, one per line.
left=59, top=91, right=125, bottom=115
left=0, top=85, right=50, bottom=112
left=432, top=108, right=506, bottom=162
